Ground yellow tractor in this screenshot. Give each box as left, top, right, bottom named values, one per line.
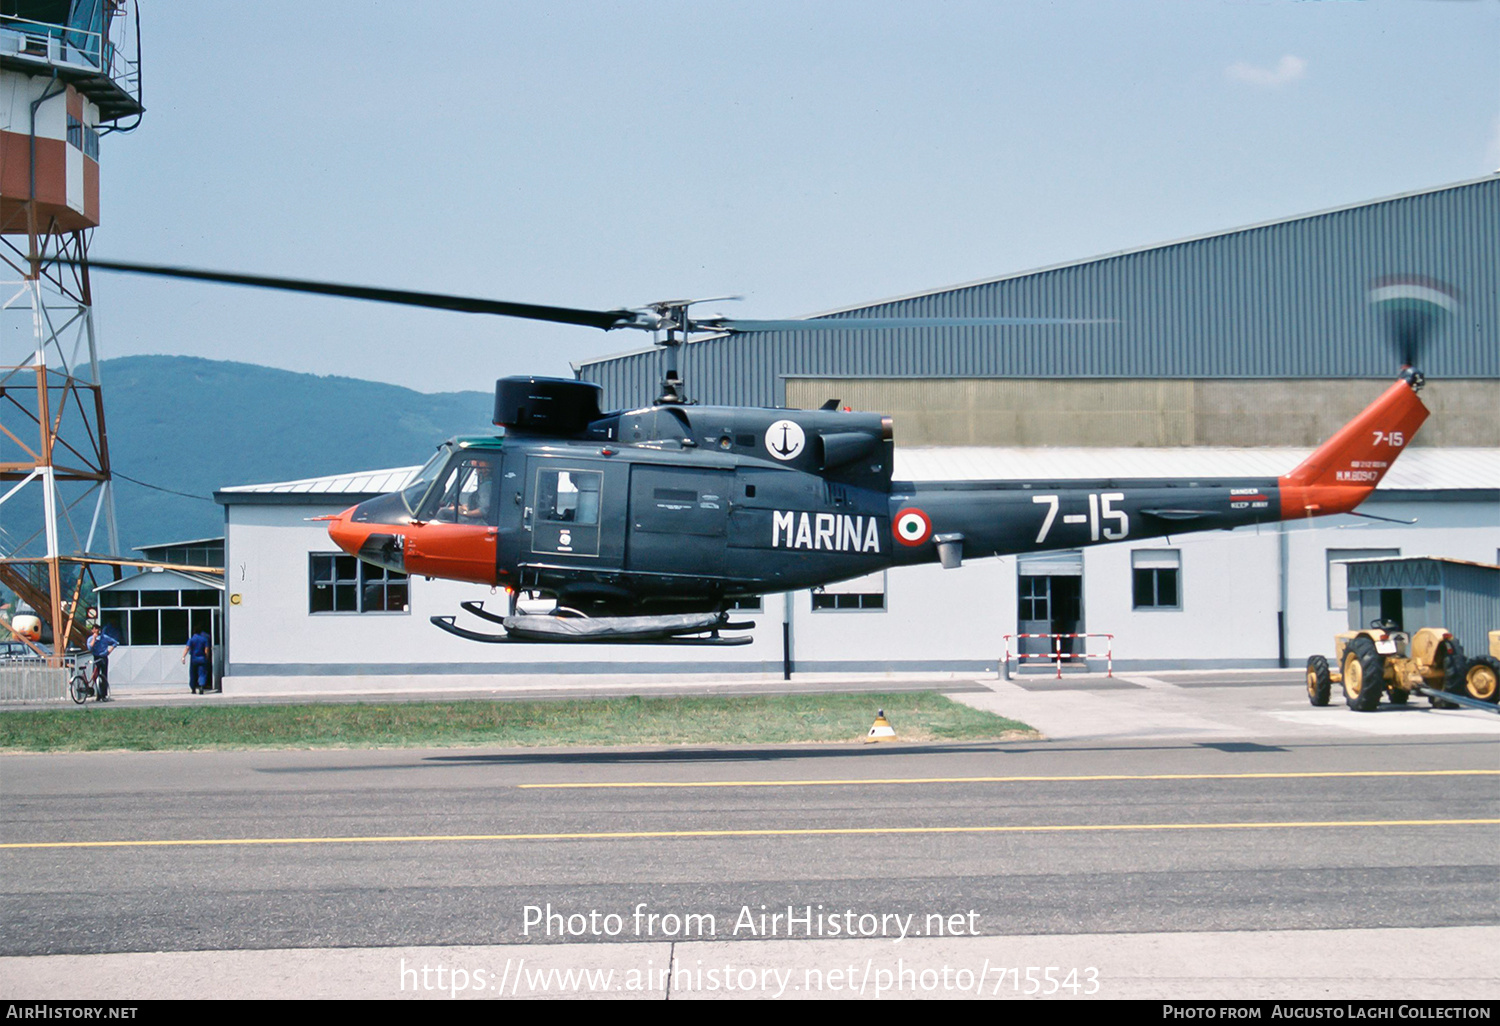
left=1461, top=630, right=1500, bottom=704
left=1306, top=622, right=1465, bottom=712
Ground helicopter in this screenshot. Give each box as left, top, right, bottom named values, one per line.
left=82, top=261, right=1448, bottom=646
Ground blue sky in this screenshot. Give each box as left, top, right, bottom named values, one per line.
left=91, top=0, right=1500, bottom=392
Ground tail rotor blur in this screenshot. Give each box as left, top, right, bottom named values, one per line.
left=1369, top=276, right=1459, bottom=369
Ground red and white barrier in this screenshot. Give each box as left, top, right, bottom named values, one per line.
left=1002, top=633, right=1114, bottom=680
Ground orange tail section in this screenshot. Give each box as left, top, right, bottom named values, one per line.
left=1278, top=374, right=1428, bottom=519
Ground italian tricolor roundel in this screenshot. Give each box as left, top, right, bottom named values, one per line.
left=893, top=508, right=932, bottom=547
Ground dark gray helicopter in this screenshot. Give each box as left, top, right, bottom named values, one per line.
left=84, top=261, right=1444, bottom=645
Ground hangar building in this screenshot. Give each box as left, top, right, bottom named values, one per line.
left=579, top=175, right=1497, bottom=441
left=214, top=177, right=1499, bottom=690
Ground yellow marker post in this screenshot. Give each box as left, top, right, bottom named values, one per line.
left=864, top=708, right=896, bottom=743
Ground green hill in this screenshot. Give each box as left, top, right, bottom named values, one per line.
left=100, top=356, right=495, bottom=551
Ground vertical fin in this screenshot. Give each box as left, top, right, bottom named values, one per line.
left=1278, top=374, right=1428, bottom=518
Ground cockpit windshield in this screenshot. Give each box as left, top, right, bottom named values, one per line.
left=400, top=443, right=454, bottom=517
left=427, top=453, right=500, bottom=524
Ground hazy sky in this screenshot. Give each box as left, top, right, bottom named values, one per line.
left=90, top=0, right=1500, bottom=393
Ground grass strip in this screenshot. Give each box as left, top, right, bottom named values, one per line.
left=0, top=692, right=1033, bottom=752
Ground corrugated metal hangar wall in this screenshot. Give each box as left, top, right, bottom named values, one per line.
left=577, top=176, right=1498, bottom=448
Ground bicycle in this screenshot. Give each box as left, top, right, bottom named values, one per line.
left=69, top=659, right=102, bottom=704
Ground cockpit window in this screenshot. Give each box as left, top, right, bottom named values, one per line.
left=401, top=443, right=454, bottom=517
left=425, top=455, right=499, bottom=525
left=411, top=449, right=501, bottom=525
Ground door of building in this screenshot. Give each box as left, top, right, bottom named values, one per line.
left=1017, top=550, right=1085, bottom=662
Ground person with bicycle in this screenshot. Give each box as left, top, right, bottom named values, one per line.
left=86, top=625, right=118, bottom=702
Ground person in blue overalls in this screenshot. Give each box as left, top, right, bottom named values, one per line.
left=86, top=625, right=118, bottom=701
left=182, top=627, right=212, bottom=694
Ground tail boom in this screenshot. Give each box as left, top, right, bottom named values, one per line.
left=1277, top=373, right=1428, bottom=519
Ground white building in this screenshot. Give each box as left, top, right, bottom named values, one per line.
left=213, top=448, right=1500, bottom=690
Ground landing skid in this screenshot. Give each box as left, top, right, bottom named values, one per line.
left=430, top=602, right=756, bottom=645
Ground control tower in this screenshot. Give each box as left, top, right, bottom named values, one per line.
left=0, top=1, right=142, bottom=658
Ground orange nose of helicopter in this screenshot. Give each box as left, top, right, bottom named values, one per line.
left=323, top=506, right=365, bottom=556
left=321, top=503, right=410, bottom=574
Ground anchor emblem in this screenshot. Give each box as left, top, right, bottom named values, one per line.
left=764, top=419, right=805, bottom=461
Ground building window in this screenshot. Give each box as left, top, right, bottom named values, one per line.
left=309, top=554, right=408, bottom=614
left=361, top=562, right=410, bottom=613
left=812, top=571, right=886, bottom=611
left=1326, top=548, right=1399, bottom=611
left=129, top=607, right=160, bottom=645
left=728, top=596, right=763, bottom=612
left=64, top=115, right=98, bottom=160
left=1018, top=575, right=1050, bottom=621
left=147, top=544, right=224, bottom=568
left=1131, top=549, right=1181, bottom=610
left=98, top=588, right=221, bottom=646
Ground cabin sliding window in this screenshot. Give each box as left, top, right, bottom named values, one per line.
left=537, top=469, right=602, bottom=526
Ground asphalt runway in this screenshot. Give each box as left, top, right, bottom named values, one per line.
left=1, top=673, right=1497, bottom=999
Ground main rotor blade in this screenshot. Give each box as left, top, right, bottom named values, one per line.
left=709, top=316, right=1113, bottom=332
left=79, top=260, right=638, bottom=331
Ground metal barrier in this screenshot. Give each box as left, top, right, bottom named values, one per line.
left=0, top=15, right=134, bottom=84
left=0, top=662, right=69, bottom=703
left=1002, top=633, right=1114, bottom=680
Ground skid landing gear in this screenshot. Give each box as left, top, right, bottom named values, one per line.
left=431, top=602, right=755, bottom=645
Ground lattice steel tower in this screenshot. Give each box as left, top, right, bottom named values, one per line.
left=0, top=0, right=142, bottom=658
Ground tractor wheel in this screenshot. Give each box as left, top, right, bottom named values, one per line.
left=1342, top=635, right=1385, bottom=712
left=1387, top=687, right=1410, bottom=705
left=1432, top=638, right=1466, bottom=709
left=1305, top=655, right=1331, bottom=707
left=1463, top=655, right=1500, bottom=703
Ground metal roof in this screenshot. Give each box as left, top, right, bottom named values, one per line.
left=96, top=568, right=225, bottom=592
left=808, top=176, right=1500, bottom=318
left=216, top=466, right=420, bottom=503
left=1337, top=556, right=1500, bottom=571
left=133, top=536, right=225, bottom=554
left=578, top=176, right=1500, bottom=410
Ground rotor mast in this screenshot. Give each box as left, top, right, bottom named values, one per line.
left=642, top=296, right=742, bottom=405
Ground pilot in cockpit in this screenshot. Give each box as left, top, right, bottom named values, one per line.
left=458, top=462, right=495, bottom=523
